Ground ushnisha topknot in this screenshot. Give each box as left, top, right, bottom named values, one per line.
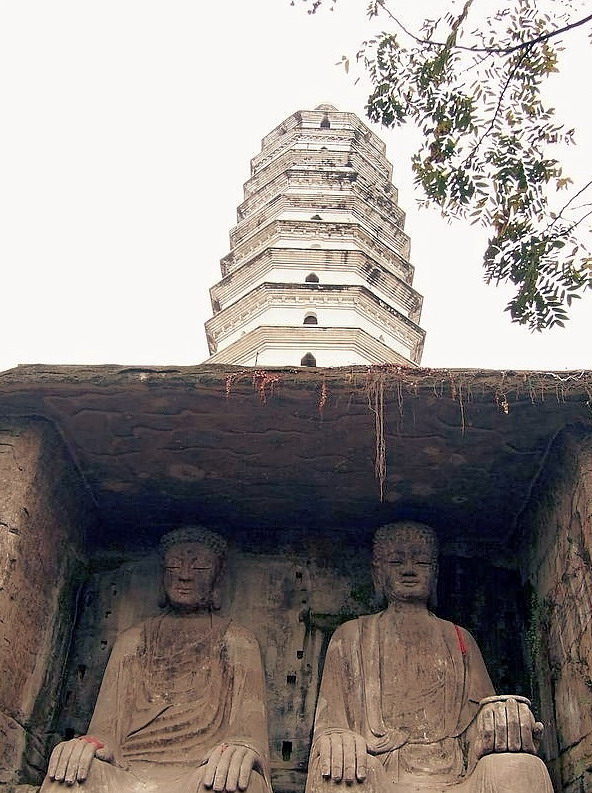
left=373, top=520, right=438, bottom=566
left=159, top=526, right=228, bottom=559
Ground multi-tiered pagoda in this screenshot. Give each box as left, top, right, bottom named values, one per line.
left=204, top=105, right=425, bottom=367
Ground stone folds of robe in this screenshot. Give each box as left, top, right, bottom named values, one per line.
left=306, top=611, right=553, bottom=793
left=44, top=613, right=272, bottom=793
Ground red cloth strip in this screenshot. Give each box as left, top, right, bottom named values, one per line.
left=454, top=624, right=468, bottom=656
left=79, top=736, right=105, bottom=750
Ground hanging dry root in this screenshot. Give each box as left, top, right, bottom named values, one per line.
left=252, top=370, right=281, bottom=404
left=366, top=373, right=386, bottom=502
left=318, top=380, right=329, bottom=416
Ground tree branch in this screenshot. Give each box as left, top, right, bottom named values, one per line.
left=462, top=48, right=531, bottom=168
left=546, top=180, right=592, bottom=233
left=376, top=2, right=592, bottom=56
left=556, top=207, right=592, bottom=242
left=545, top=180, right=592, bottom=237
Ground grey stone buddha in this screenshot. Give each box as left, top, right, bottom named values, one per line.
left=42, top=527, right=272, bottom=793
left=305, top=521, right=554, bottom=793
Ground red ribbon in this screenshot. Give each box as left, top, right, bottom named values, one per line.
left=454, top=624, right=468, bottom=657
left=79, top=736, right=105, bottom=750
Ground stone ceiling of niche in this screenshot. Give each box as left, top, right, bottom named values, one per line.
left=0, top=364, right=590, bottom=553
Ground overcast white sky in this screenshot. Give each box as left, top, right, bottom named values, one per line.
left=1, top=0, right=590, bottom=373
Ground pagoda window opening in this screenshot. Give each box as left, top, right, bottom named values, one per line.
left=305, top=273, right=319, bottom=283
left=320, top=115, right=331, bottom=129
left=303, top=313, right=318, bottom=325
left=301, top=353, right=317, bottom=367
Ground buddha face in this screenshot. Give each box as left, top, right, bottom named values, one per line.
left=374, top=527, right=438, bottom=605
left=163, top=542, right=221, bottom=611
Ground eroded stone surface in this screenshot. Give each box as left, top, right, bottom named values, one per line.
left=1, top=365, right=592, bottom=792
left=520, top=429, right=592, bottom=792
left=0, top=365, right=590, bottom=554
left=0, top=418, right=91, bottom=783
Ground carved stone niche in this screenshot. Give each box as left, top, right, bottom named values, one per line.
left=2, top=407, right=592, bottom=793
left=48, top=529, right=533, bottom=793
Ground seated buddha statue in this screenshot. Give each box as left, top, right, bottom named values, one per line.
left=305, top=521, right=554, bottom=793
left=42, top=527, right=272, bottom=793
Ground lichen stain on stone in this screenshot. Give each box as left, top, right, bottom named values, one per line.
left=101, top=480, right=135, bottom=493
left=167, top=463, right=207, bottom=481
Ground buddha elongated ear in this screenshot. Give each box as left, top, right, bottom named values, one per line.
left=372, top=560, right=387, bottom=607
left=157, top=580, right=168, bottom=609
left=209, top=556, right=226, bottom=611
left=428, top=560, right=439, bottom=610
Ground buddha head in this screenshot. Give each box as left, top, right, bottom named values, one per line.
left=159, top=526, right=228, bottom=612
left=372, top=521, right=439, bottom=607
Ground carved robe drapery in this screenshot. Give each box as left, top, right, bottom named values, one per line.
left=306, top=611, right=553, bottom=793
left=45, top=614, right=271, bottom=793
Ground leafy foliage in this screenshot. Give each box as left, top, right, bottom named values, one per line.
left=294, top=0, right=592, bottom=329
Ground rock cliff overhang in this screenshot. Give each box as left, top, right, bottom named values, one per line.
left=1, top=364, right=590, bottom=555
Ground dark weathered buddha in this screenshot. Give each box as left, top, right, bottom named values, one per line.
left=306, top=521, right=554, bottom=793
left=42, top=527, right=272, bottom=793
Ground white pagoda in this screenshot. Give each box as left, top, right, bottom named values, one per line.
left=204, top=105, right=425, bottom=368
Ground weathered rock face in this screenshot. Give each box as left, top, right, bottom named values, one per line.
left=0, top=418, right=92, bottom=784
left=0, top=364, right=591, bottom=555
left=521, top=428, right=592, bottom=793
left=0, top=365, right=592, bottom=791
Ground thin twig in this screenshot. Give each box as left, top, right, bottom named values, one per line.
left=376, top=2, right=592, bottom=56
left=463, top=47, right=531, bottom=168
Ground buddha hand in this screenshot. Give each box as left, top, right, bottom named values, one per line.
left=47, top=736, right=114, bottom=784
left=202, top=742, right=261, bottom=792
left=315, top=729, right=368, bottom=783
left=474, top=695, right=544, bottom=758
